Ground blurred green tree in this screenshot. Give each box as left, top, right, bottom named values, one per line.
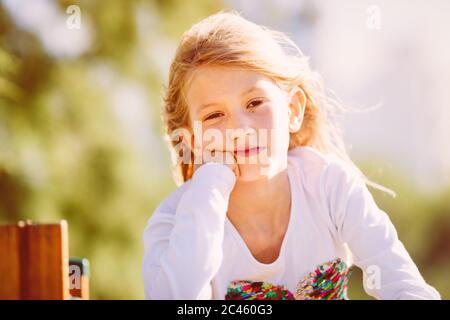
left=0, top=0, right=222, bottom=299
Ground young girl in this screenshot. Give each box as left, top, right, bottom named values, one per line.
left=142, top=11, right=441, bottom=300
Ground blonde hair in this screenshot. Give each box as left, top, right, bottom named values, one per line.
left=162, top=10, right=395, bottom=197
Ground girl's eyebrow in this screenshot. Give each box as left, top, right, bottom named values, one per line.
left=195, top=85, right=264, bottom=115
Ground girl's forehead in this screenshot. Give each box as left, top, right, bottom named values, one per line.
left=186, top=65, right=277, bottom=103
left=189, top=65, right=263, bottom=84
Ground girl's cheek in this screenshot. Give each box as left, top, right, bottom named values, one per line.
left=200, top=127, right=228, bottom=151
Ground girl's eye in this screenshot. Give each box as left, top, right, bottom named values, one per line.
left=202, top=99, right=264, bottom=121
left=203, top=112, right=223, bottom=121
left=247, top=99, right=264, bottom=109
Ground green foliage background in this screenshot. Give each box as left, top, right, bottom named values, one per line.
left=0, top=0, right=448, bottom=299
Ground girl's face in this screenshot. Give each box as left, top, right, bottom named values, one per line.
left=185, top=65, right=304, bottom=181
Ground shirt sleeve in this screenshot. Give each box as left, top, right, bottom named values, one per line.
left=142, top=162, right=236, bottom=299
left=322, top=156, right=441, bottom=300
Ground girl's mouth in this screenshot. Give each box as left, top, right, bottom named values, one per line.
left=233, top=146, right=265, bottom=157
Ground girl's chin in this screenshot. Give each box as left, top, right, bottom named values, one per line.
left=235, top=164, right=270, bottom=182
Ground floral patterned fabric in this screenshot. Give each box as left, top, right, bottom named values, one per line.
left=225, top=258, right=352, bottom=300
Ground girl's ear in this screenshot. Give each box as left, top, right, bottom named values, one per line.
left=288, top=87, right=307, bottom=133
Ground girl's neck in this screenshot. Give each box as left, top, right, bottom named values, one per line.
left=227, top=168, right=291, bottom=236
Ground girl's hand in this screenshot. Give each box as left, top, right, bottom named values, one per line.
left=193, top=149, right=240, bottom=177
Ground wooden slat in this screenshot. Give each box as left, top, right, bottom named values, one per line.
left=0, top=223, right=22, bottom=299
left=0, top=220, right=70, bottom=299
left=20, top=221, right=70, bottom=299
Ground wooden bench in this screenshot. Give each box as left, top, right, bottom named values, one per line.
left=0, top=220, right=89, bottom=300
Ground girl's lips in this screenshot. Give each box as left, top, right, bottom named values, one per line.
left=233, top=146, right=265, bottom=157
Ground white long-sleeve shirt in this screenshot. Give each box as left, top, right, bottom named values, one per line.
left=142, top=146, right=441, bottom=300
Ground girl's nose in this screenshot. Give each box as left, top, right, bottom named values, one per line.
left=229, top=126, right=256, bottom=140
left=227, top=119, right=257, bottom=148
left=228, top=111, right=253, bottom=133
